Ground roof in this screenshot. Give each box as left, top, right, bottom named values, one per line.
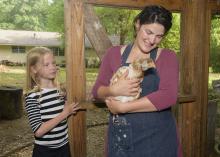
left=0, top=30, right=61, bottom=46
left=0, top=29, right=120, bottom=47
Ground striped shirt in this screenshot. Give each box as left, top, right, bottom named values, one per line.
left=25, top=88, right=68, bottom=148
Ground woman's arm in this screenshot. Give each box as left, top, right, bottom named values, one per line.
left=97, top=71, right=141, bottom=100
left=92, top=47, right=117, bottom=100
left=106, top=50, right=179, bottom=113
left=92, top=46, right=140, bottom=100
left=106, top=96, right=157, bottom=114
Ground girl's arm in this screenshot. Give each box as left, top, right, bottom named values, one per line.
left=34, top=102, right=80, bottom=137
left=25, top=97, right=80, bottom=138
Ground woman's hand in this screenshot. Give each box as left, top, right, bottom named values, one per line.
left=110, top=70, right=141, bottom=97
left=105, top=97, right=127, bottom=114
left=62, top=101, right=81, bottom=117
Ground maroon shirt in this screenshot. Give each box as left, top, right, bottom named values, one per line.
left=92, top=46, right=179, bottom=111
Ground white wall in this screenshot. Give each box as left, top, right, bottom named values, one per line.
left=0, top=45, right=65, bottom=64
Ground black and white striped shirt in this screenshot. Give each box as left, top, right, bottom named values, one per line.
left=25, top=88, right=68, bottom=148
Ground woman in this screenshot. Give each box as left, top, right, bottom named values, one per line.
left=92, top=5, right=182, bottom=157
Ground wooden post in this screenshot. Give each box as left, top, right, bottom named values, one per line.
left=64, top=0, right=86, bottom=157
left=180, top=0, right=210, bottom=156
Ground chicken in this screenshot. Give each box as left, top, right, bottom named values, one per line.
left=110, top=58, right=156, bottom=102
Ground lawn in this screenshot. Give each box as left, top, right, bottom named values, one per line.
left=0, top=66, right=98, bottom=91
left=0, top=65, right=219, bottom=90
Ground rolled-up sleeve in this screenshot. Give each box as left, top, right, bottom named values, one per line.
left=92, top=46, right=121, bottom=99
left=146, top=50, right=179, bottom=111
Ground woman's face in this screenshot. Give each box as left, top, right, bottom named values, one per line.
left=135, top=23, right=165, bottom=53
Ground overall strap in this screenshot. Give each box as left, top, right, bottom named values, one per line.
left=121, top=44, right=133, bottom=65
left=121, top=44, right=158, bottom=64
left=150, top=47, right=158, bottom=61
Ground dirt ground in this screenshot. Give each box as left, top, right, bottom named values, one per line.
left=0, top=106, right=219, bottom=157
left=0, top=108, right=109, bottom=157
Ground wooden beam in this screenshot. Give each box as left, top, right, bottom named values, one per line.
left=84, top=4, right=112, bottom=59
left=180, top=0, right=210, bottom=156
left=85, top=0, right=183, bottom=11
left=209, top=0, right=220, bottom=11
left=81, top=94, right=197, bottom=111
left=177, top=94, right=196, bottom=103
left=64, top=0, right=87, bottom=156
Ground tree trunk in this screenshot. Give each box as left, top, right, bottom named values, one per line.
left=84, top=4, right=112, bottom=60
left=0, top=86, right=23, bottom=120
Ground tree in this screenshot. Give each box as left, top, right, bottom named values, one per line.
left=160, top=13, right=180, bottom=53
left=95, top=7, right=139, bottom=45
left=95, top=8, right=180, bottom=52
left=210, top=15, right=220, bottom=73
left=46, top=0, right=64, bottom=33
left=0, top=0, right=49, bottom=31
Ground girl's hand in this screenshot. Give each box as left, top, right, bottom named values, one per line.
left=110, top=70, right=141, bottom=97
left=105, top=97, right=127, bottom=114
left=62, top=101, right=81, bottom=117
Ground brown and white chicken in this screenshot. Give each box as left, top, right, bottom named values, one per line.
left=110, top=58, right=156, bottom=102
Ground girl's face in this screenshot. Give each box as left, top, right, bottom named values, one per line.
left=135, top=23, right=165, bottom=53
left=33, top=53, right=58, bottom=82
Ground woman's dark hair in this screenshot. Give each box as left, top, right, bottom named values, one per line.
left=134, top=5, right=172, bottom=35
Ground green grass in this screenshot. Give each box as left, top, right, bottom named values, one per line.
left=0, top=65, right=219, bottom=91
left=0, top=66, right=98, bottom=91
left=208, top=73, right=220, bottom=88
left=0, top=73, right=25, bottom=88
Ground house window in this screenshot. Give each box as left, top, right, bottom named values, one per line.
left=12, top=46, right=26, bottom=53
left=49, top=47, right=64, bottom=56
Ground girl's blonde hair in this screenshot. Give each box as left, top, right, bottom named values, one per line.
left=26, top=47, right=66, bottom=100
left=26, top=47, right=53, bottom=93
left=26, top=47, right=66, bottom=104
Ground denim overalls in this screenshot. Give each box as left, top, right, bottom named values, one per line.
left=108, top=44, right=178, bottom=157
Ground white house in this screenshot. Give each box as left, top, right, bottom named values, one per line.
left=0, top=29, right=120, bottom=65
left=0, top=29, right=64, bottom=64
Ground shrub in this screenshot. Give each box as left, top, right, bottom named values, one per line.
left=85, top=57, right=100, bottom=68
left=210, top=47, right=220, bottom=73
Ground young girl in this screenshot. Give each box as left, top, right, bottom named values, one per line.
left=25, top=47, right=80, bottom=157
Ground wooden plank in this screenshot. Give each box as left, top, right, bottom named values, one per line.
left=81, top=94, right=196, bottom=111
left=84, top=4, right=113, bottom=59
left=180, top=0, right=210, bottom=156
left=177, top=94, right=196, bottom=103
left=85, top=0, right=183, bottom=11
left=209, top=0, right=220, bottom=11
left=64, top=0, right=87, bottom=156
